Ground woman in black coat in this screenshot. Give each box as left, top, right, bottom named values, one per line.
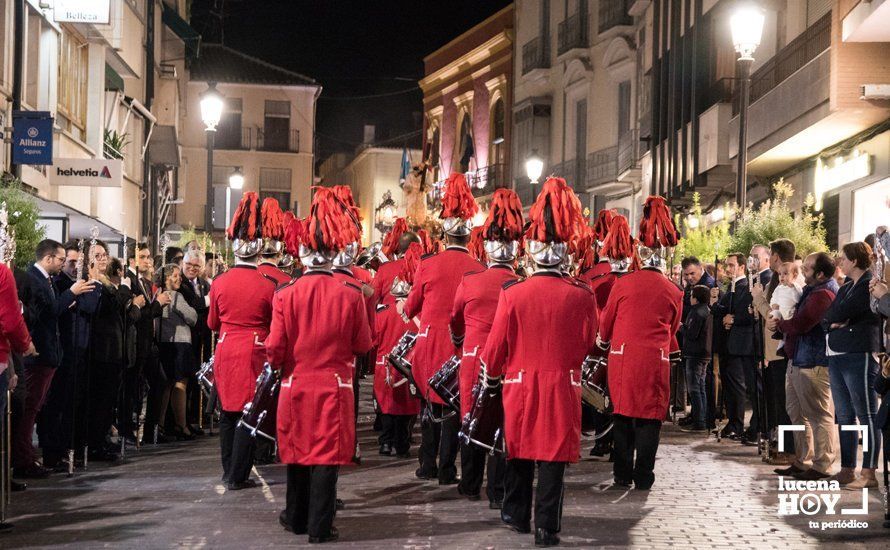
left=822, top=242, right=883, bottom=489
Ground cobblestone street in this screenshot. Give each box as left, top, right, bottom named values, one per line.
left=3, top=386, right=888, bottom=549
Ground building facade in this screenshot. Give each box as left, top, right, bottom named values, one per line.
left=176, top=43, right=321, bottom=235
left=0, top=0, right=195, bottom=252
left=420, top=5, right=514, bottom=207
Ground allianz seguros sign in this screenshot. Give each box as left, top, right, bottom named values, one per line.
left=12, top=111, right=53, bottom=165
left=50, top=158, right=123, bottom=188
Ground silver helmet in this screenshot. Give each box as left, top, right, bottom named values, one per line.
left=639, top=245, right=668, bottom=272
left=332, top=241, right=360, bottom=268
left=527, top=240, right=567, bottom=267
left=390, top=276, right=411, bottom=297
left=484, top=240, right=518, bottom=263
left=442, top=216, right=473, bottom=237
left=298, top=243, right=335, bottom=268
left=232, top=238, right=263, bottom=259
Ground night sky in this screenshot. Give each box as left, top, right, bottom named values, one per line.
left=190, top=0, right=512, bottom=163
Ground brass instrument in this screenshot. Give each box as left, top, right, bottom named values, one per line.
left=355, top=241, right=388, bottom=269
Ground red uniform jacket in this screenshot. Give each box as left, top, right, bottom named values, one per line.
left=371, top=258, right=404, bottom=307
left=258, top=262, right=292, bottom=287
left=352, top=265, right=372, bottom=285
left=333, top=268, right=376, bottom=341
left=598, top=269, right=683, bottom=420
left=373, top=302, right=420, bottom=415
left=449, top=264, right=519, bottom=418
left=587, top=272, right=618, bottom=311
left=207, top=264, right=276, bottom=412
left=0, top=264, right=31, bottom=365
left=404, top=247, right=484, bottom=404
left=266, top=271, right=373, bottom=465
left=483, top=271, right=599, bottom=462
left=579, top=261, right=610, bottom=285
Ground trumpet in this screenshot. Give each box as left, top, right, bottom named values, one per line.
left=355, top=241, right=388, bottom=268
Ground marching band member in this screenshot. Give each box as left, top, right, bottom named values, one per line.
left=373, top=244, right=422, bottom=457
left=372, top=218, right=419, bottom=307
left=597, top=196, right=683, bottom=491
left=257, top=198, right=293, bottom=286
left=266, top=188, right=373, bottom=544
left=578, top=209, right=617, bottom=285
left=404, top=172, right=484, bottom=485
left=207, top=192, right=277, bottom=490
left=482, top=177, right=599, bottom=547
left=449, top=188, right=523, bottom=508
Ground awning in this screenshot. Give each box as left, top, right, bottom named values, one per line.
left=162, top=5, right=201, bottom=60
left=33, top=195, right=123, bottom=244
left=148, top=125, right=181, bottom=167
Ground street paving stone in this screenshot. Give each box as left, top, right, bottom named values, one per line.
left=2, top=382, right=889, bottom=549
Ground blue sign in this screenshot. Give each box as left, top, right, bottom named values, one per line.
left=12, top=111, right=54, bottom=166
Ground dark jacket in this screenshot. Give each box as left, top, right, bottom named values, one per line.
left=776, top=278, right=838, bottom=368
left=20, top=264, right=76, bottom=367
left=821, top=271, right=882, bottom=354
left=90, top=282, right=137, bottom=364
left=682, top=303, right=712, bottom=359
left=178, top=276, right=212, bottom=363
left=711, top=277, right=756, bottom=357
left=124, top=268, right=163, bottom=362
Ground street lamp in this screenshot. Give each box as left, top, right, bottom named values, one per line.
left=225, top=168, right=244, bottom=233
left=200, top=82, right=224, bottom=232
left=730, top=4, right=764, bottom=216
left=525, top=150, right=544, bottom=185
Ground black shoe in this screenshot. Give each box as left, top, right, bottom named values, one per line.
left=740, top=434, right=759, bottom=446
left=13, top=464, right=50, bottom=479
left=612, top=478, right=632, bottom=488
left=308, top=526, right=339, bottom=543
left=379, top=443, right=393, bottom=455
left=395, top=450, right=411, bottom=459
left=226, top=479, right=258, bottom=491
left=89, top=449, right=122, bottom=463
left=718, top=429, right=740, bottom=441
left=438, top=476, right=459, bottom=486
left=535, top=527, right=560, bottom=547
left=11, top=480, right=26, bottom=492
left=458, top=485, right=480, bottom=500
left=335, top=498, right=345, bottom=510
left=589, top=441, right=611, bottom=457
left=501, top=514, right=531, bottom=534
left=677, top=416, right=694, bottom=427
left=170, top=427, right=196, bottom=441
left=680, top=424, right=708, bottom=433
left=415, top=468, right=437, bottom=480
left=188, top=424, right=206, bottom=436
left=774, top=464, right=805, bottom=476
left=489, top=500, right=503, bottom=510
left=792, top=469, right=830, bottom=481
left=279, top=510, right=293, bottom=532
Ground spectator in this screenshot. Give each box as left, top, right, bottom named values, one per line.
left=165, top=246, right=184, bottom=266
left=680, top=285, right=712, bottom=432
left=670, top=264, right=683, bottom=288
left=822, top=242, right=882, bottom=488
left=677, top=257, right=716, bottom=425
left=710, top=253, right=756, bottom=441
left=155, top=264, right=198, bottom=440
left=14, top=240, right=94, bottom=478
left=178, top=249, right=212, bottom=432
left=749, top=244, right=773, bottom=288
left=769, top=262, right=803, bottom=321
left=769, top=252, right=838, bottom=480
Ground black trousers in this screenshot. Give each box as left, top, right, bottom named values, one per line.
left=87, top=360, right=123, bottom=451
left=120, top=357, right=147, bottom=439
left=37, top=357, right=73, bottom=464
left=722, top=355, right=749, bottom=434
left=285, top=464, right=339, bottom=538
left=764, top=359, right=793, bottom=448
left=705, top=357, right=718, bottom=430
left=502, top=459, right=565, bottom=532
left=669, top=361, right=686, bottom=412
left=612, top=414, right=661, bottom=489
left=743, top=357, right=761, bottom=434
left=219, top=410, right=255, bottom=483
left=379, top=414, right=411, bottom=454
left=459, top=442, right=505, bottom=503
left=418, top=401, right=459, bottom=481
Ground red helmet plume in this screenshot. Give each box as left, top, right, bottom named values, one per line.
left=332, top=184, right=363, bottom=232
left=524, top=177, right=584, bottom=244
left=482, top=189, right=524, bottom=242
left=601, top=215, right=635, bottom=261
left=304, top=187, right=361, bottom=252
left=381, top=217, right=408, bottom=258
left=468, top=226, right=485, bottom=262
left=400, top=242, right=424, bottom=286
left=639, top=196, right=680, bottom=248
left=283, top=215, right=308, bottom=256
left=227, top=191, right=262, bottom=241
left=593, top=209, right=618, bottom=243
left=572, top=225, right=596, bottom=273
left=440, top=172, right=478, bottom=220
left=261, top=198, right=286, bottom=241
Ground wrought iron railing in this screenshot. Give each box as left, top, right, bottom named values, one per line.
left=598, top=0, right=633, bottom=34
left=468, top=164, right=509, bottom=197
left=587, top=146, right=619, bottom=186
left=257, top=128, right=300, bottom=153
left=522, top=37, right=549, bottom=75
left=558, top=13, right=588, bottom=55
left=216, top=126, right=251, bottom=150
left=617, top=129, right=639, bottom=175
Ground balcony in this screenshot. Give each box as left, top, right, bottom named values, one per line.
left=735, top=13, right=830, bottom=116
left=598, top=0, right=633, bottom=35
left=587, top=146, right=619, bottom=186
left=215, top=126, right=251, bottom=150
left=468, top=164, right=509, bottom=198
left=257, top=128, right=300, bottom=153
left=557, top=13, right=588, bottom=56
left=617, top=129, right=639, bottom=175
left=522, top=37, right=549, bottom=75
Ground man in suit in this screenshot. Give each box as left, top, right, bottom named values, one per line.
left=179, top=248, right=212, bottom=431
left=122, top=242, right=169, bottom=443
left=675, top=257, right=717, bottom=422
left=13, top=239, right=94, bottom=477
left=710, top=252, right=757, bottom=441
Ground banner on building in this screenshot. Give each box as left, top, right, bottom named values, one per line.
left=12, top=111, right=53, bottom=166
left=50, top=158, right=123, bottom=188
left=53, top=0, right=111, bottom=24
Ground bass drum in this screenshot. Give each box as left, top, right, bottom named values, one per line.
left=238, top=363, right=280, bottom=442
left=580, top=355, right=612, bottom=440
left=428, top=355, right=460, bottom=414
left=459, top=381, right=504, bottom=454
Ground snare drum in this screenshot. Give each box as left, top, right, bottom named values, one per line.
left=196, top=356, right=214, bottom=397
left=580, top=355, right=611, bottom=413
left=428, top=355, right=460, bottom=414
left=387, top=331, right=418, bottom=384
left=459, top=381, right=505, bottom=454
left=238, top=363, right=280, bottom=441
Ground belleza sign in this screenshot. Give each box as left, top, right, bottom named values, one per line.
left=53, top=0, right=111, bottom=24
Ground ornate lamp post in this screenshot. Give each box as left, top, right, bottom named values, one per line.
left=200, top=82, right=224, bottom=231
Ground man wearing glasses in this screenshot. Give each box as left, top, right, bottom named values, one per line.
left=14, top=239, right=94, bottom=478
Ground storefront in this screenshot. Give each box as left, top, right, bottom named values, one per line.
left=815, top=128, right=890, bottom=248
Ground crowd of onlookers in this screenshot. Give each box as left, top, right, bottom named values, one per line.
left=669, top=226, right=889, bottom=489
left=0, top=238, right=237, bottom=497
